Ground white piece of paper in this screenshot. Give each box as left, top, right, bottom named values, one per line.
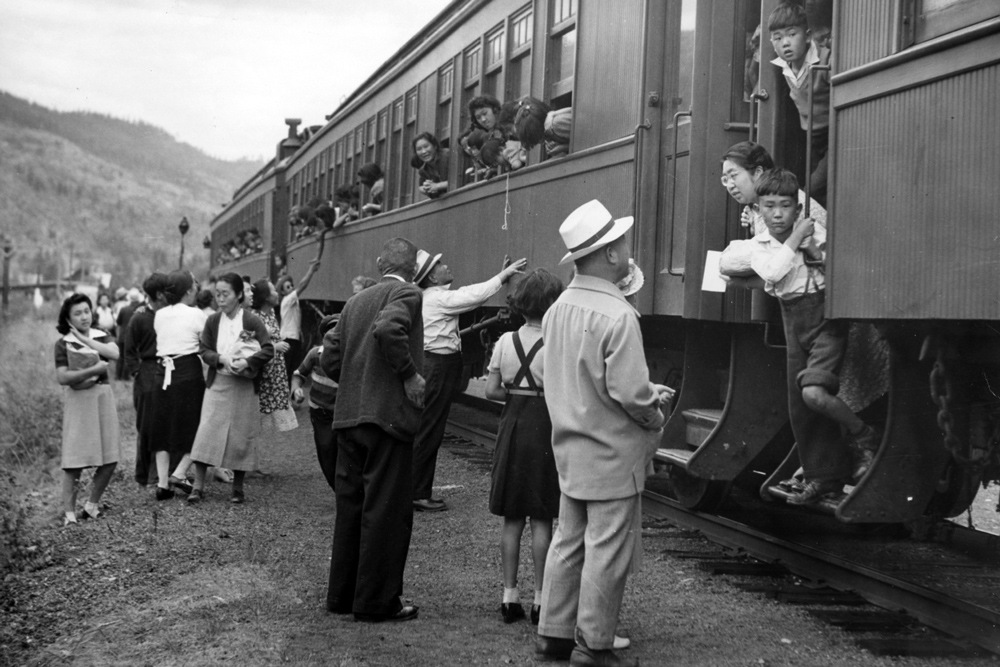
left=701, top=251, right=728, bottom=293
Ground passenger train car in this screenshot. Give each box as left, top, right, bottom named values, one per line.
left=209, top=0, right=1000, bottom=526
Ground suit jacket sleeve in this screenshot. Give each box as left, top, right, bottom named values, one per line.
left=320, top=319, right=342, bottom=382
left=372, top=285, right=421, bottom=381
left=604, top=313, right=665, bottom=431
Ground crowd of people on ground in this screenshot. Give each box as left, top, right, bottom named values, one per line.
left=54, top=4, right=858, bottom=664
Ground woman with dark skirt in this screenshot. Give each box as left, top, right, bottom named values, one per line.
left=188, top=273, right=274, bottom=504
left=150, top=270, right=207, bottom=500
left=483, top=269, right=564, bottom=625
left=122, top=272, right=168, bottom=488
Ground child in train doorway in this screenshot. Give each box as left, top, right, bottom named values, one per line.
left=484, top=269, right=563, bottom=625
left=768, top=2, right=830, bottom=207
left=749, top=169, right=880, bottom=505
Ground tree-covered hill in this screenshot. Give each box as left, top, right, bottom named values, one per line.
left=0, top=91, right=265, bottom=287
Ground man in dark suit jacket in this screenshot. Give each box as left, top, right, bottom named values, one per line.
left=320, top=237, right=426, bottom=622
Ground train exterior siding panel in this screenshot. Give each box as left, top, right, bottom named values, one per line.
left=573, top=0, right=645, bottom=149
left=828, top=63, right=1000, bottom=320
left=836, top=0, right=898, bottom=73
left=287, top=142, right=635, bottom=305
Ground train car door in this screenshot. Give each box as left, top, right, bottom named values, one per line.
left=653, top=0, right=771, bottom=322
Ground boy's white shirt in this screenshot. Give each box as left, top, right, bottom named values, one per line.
left=750, top=222, right=826, bottom=299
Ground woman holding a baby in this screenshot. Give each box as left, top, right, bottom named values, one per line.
left=187, top=272, right=274, bottom=504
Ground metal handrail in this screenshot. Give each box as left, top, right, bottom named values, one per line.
left=664, top=109, right=692, bottom=277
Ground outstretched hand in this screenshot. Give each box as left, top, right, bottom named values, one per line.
left=499, top=257, right=528, bottom=283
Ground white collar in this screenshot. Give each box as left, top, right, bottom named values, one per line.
left=62, top=329, right=100, bottom=345
left=770, top=39, right=820, bottom=77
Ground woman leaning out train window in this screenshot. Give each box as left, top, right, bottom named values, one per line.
left=411, top=132, right=450, bottom=199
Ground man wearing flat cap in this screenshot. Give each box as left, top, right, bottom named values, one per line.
left=534, top=200, right=674, bottom=667
left=411, top=248, right=526, bottom=512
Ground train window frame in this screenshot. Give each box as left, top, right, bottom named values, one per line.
left=507, top=5, right=533, bottom=102
left=437, top=61, right=455, bottom=147
left=483, top=24, right=506, bottom=98
left=402, top=87, right=419, bottom=206
left=901, top=0, right=998, bottom=46
left=547, top=0, right=577, bottom=105
left=377, top=108, right=389, bottom=168
left=389, top=96, right=405, bottom=209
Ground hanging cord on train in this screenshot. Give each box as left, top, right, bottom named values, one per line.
left=502, top=172, right=511, bottom=231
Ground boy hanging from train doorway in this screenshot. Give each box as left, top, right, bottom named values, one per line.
left=749, top=169, right=880, bottom=505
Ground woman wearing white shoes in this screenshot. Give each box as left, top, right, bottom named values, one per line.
left=54, top=294, right=121, bottom=526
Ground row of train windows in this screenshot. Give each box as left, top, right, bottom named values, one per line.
left=285, top=0, right=577, bottom=239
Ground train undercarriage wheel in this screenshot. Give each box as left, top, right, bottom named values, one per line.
left=666, top=465, right=732, bottom=512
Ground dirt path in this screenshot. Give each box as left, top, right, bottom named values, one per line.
left=4, top=414, right=995, bottom=667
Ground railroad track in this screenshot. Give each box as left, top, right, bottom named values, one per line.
left=447, top=399, right=1000, bottom=657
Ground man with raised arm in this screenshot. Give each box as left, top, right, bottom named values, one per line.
left=410, top=249, right=526, bottom=512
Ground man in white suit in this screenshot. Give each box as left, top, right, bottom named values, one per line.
left=535, top=200, right=674, bottom=667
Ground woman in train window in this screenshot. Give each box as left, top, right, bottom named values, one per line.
left=357, top=163, right=384, bottom=215
left=469, top=94, right=506, bottom=140
left=410, top=132, right=450, bottom=199
left=187, top=272, right=274, bottom=504
left=717, top=141, right=826, bottom=279
left=332, top=185, right=360, bottom=229
left=514, top=97, right=572, bottom=159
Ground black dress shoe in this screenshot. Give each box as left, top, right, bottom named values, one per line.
left=156, top=487, right=175, bottom=501
left=169, top=476, right=193, bottom=494
left=413, top=498, right=447, bottom=512
left=500, top=602, right=525, bottom=623
left=535, top=635, right=576, bottom=662
left=354, top=605, right=419, bottom=623
left=531, top=604, right=540, bottom=625
left=186, top=489, right=204, bottom=504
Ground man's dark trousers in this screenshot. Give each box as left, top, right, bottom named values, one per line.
left=411, top=351, right=463, bottom=500
left=327, top=423, right=414, bottom=616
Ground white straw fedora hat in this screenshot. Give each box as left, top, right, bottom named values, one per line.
left=413, top=249, right=442, bottom=285
left=558, top=200, right=634, bottom=264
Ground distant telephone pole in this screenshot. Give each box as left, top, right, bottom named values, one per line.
left=2, top=236, right=14, bottom=318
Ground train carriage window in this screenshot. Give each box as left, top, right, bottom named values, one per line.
left=335, top=139, right=344, bottom=189
left=909, top=0, right=997, bottom=44
left=354, top=123, right=367, bottom=208
left=345, top=132, right=354, bottom=192
left=437, top=62, right=454, bottom=147
left=402, top=88, right=418, bottom=206
left=377, top=109, right=389, bottom=167
left=507, top=6, right=533, bottom=102
left=483, top=25, right=505, bottom=98
left=461, top=42, right=482, bottom=182
left=367, top=117, right=377, bottom=164
left=390, top=97, right=404, bottom=209
left=548, top=0, right=577, bottom=107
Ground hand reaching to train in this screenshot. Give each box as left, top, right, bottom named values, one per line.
left=404, top=373, right=426, bottom=408
left=498, top=257, right=527, bottom=284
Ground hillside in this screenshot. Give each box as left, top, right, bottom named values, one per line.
left=0, top=91, right=265, bottom=287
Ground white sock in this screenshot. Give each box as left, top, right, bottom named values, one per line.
left=84, top=501, right=100, bottom=518
left=503, top=587, right=519, bottom=604
left=533, top=591, right=543, bottom=605
left=64, top=511, right=77, bottom=523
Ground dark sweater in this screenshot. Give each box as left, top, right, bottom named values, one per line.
left=321, top=276, right=424, bottom=441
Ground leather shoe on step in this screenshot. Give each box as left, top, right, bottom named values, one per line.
left=413, top=498, right=447, bottom=512
left=570, top=644, right=637, bottom=667
left=169, top=476, right=193, bottom=494
left=787, top=478, right=842, bottom=506
left=354, top=605, right=419, bottom=623
left=535, top=635, right=576, bottom=662
left=500, top=602, right=525, bottom=623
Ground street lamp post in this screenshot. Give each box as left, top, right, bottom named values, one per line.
left=178, top=217, right=190, bottom=269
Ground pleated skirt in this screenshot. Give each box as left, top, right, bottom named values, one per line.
left=61, top=383, right=121, bottom=469
left=190, top=374, right=260, bottom=470
left=488, top=395, right=560, bottom=519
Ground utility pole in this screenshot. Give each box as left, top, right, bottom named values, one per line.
left=2, top=236, right=14, bottom=318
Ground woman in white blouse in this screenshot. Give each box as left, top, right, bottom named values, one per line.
left=188, top=273, right=274, bottom=504
left=150, top=270, right=207, bottom=500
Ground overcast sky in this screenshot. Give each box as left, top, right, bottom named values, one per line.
left=0, top=0, right=453, bottom=161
